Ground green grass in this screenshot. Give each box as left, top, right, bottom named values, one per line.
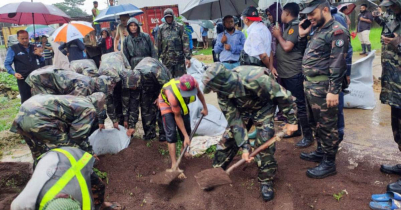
left=0, top=72, right=18, bottom=91
left=193, top=47, right=212, bottom=55
left=0, top=45, right=5, bottom=49
left=0, top=97, right=20, bottom=132
left=350, top=27, right=382, bottom=52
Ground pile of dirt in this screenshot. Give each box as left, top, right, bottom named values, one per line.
left=0, top=84, right=18, bottom=99
left=97, top=138, right=395, bottom=210
left=0, top=162, right=32, bottom=210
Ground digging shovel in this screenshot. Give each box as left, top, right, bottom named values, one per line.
left=150, top=114, right=204, bottom=185
left=194, top=129, right=287, bottom=190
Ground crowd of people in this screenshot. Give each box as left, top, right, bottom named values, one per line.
left=2, top=0, right=401, bottom=208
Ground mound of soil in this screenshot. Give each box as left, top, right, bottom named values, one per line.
left=0, top=162, right=32, bottom=210
left=97, top=138, right=394, bottom=210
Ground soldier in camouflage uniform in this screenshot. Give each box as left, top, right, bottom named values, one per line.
left=372, top=0, right=401, bottom=193
left=298, top=0, right=349, bottom=179
left=69, top=59, right=99, bottom=77
left=121, top=57, right=170, bottom=140
left=98, top=52, right=131, bottom=129
left=202, top=63, right=298, bottom=201
left=26, top=68, right=115, bottom=97
left=9, top=92, right=107, bottom=160
left=157, top=8, right=191, bottom=78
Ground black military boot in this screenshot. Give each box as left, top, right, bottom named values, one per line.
left=306, top=155, right=337, bottom=179
left=261, top=181, right=274, bottom=201
left=360, top=44, right=367, bottom=55
left=380, top=164, right=401, bottom=175
left=367, top=44, right=372, bottom=54
left=295, top=117, right=314, bottom=148
left=300, top=143, right=324, bottom=162
left=387, top=179, right=401, bottom=194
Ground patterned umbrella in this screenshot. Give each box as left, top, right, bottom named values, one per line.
left=25, top=25, right=55, bottom=39
left=52, top=21, right=94, bottom=43
left=0, top=2, right=70, bottom=38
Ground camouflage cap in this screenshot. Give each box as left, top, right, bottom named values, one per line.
left=202, top=63, right=246, bottom=98
left=42, top=198, right=81, bottom=210
left=300, top=0, right=328, bottom=14
left=94, top=75, right=116, bottom=96
left=70, top=59, right=98, bottom=74
left=120, top=69, right=141, bottom=89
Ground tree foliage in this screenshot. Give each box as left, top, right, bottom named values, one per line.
left=53, top=0, right=88, bottom=18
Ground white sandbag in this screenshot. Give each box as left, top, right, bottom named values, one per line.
left=187, top=58, right=227, bottom=136
left=189, top=136, right=221, bottom=156
left=344, top=50, right=376, bottom=109
left=88, top=125, right=130, bottom=155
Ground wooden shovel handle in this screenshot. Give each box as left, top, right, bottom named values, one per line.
left=173, top=114, right=204, bottom=170
left=225, top=130, right=286, bottom=175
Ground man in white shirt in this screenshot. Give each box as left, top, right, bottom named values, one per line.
left=242, top=6, right=274, bottom=70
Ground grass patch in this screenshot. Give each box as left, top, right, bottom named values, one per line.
left=0, top=97, right=20, bottom=132
left=94, top=168, right=109, bottom=184
left=0, top=72, right=18, bottom=91
left=0, top=45, right=5, bottom=49
left=350, top=27, right=382, bottom=52
left=193, top=47, right=212, bottom=55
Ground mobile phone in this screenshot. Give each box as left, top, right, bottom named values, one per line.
left=301, top=19, right=311, bottom=29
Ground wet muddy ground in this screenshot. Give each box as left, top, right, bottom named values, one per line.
left=1, top=52, right=400, bottom=209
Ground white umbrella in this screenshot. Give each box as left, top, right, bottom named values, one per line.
left=52, top=21, right=94, bottom=43
left=182, top=0, right=259, bottom=20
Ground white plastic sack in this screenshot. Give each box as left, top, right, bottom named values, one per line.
left=189, top=136, right=221, bottom=156
left=344, top=50, right=376, bottom=109
left=88, top=125, right=130, bottom=155
left=187, top=58, right=228, bottom=136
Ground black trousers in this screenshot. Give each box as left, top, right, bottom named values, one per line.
left=281, top=73, right=307, bottom=120
left=17, top=78, right=32, bottom=104
left=162, top=113, right=191, bottom=143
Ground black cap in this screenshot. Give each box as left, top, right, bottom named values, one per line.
left=241, top=6, right=262, bottom=21
left=93, top=1, right=98, bottom=4
left=223, top=15, right=234, bottom=21
left=300, top=0, right=328, bottom=14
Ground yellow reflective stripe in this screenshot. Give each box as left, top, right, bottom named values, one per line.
left=169, top=80, right=189, bottom=115
left=39, top=149, right=92, bottom=210
left=189, top=96, right=195, bottom=103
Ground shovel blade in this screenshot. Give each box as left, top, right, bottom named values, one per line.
left=150, top=171, right=182, bottom=185
left=194, top=168, right=232, bottom=190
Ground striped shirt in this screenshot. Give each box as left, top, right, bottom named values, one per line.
left=42, top=42, right=53, bottom=60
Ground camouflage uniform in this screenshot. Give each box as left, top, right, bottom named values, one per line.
left=157, top=19, right=191, bottom=78
left=375, top=4, right=401, bottom=150
left=9, top=93, right=107, bottom=160
left=302, top=19, right=349, bottom=158
left=26, top=68, right=115, bottom=97
left=203, top=64, right=297, bottom=182
left=70, top=59, right=99, bottom=77
left=121, top=58, right=171, bottom=140
left=99, top=52, right=131, bottom=125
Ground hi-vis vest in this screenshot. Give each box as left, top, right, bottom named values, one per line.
left=161, top=79, right=195, bottom=115
left=38, top=148, right=95, bottom=210
left=93, top=8, right=99, bottom=25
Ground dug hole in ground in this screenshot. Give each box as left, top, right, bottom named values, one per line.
left=0, top=53, right=400, bottom=210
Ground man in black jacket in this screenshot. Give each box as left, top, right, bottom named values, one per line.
left=4, top=30, right=44, bottom=103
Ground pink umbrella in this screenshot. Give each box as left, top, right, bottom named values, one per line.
left=337, top=3, right=356, bottom=15
left=0, top=2, right=70, bottom=37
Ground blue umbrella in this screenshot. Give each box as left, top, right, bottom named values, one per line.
left=94, top=4, right=143, bottom=23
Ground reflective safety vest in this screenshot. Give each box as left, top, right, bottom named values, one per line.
left=93, top=8, right=99, bottom=25
left=39, top=148, right=94, bottom=210
left=160, top=79, right=195, bottom=115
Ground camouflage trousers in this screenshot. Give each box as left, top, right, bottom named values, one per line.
left=304, top=81, right=340, bottom=157
left=107, top=81, right=124, bottom=124
left=128, top=85, right=166, bottom=140
left=213, top=107, right=277, bottom=182
left=391, top=106, right=401, bottom=151
left=165, top=61, right=186, bottom=78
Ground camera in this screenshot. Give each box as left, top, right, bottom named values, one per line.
left=383, top=32, right=395, bottom=38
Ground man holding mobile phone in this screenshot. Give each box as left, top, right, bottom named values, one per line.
left=272, top=3, right=313, bottom=148
left=4, top=30, right=44, bottom=103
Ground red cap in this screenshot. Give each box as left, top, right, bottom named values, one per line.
left=179, top=74, right=198, bottom=97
